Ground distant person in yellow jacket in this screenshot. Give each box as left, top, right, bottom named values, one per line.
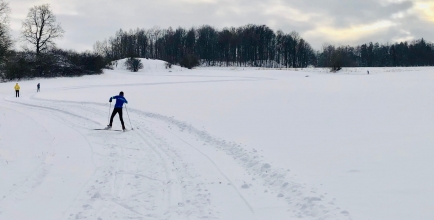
left=14, top=83, right=20, bottom=97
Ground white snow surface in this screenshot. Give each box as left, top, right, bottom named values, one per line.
left=1, top=59, right=434, bottom=220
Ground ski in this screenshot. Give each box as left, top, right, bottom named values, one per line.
left=93, top=128, right=124, bottom=131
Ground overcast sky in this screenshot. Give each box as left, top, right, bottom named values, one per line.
left=8, top=0, right=434, bottom=52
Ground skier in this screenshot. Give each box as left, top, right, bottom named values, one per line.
left=367, top=70, right=369, bottom=75
left=107, top=91, right=128, bottom=131
left=37, top=83, right=40, bottom=92
left=14, top=83, right=20, bottom=97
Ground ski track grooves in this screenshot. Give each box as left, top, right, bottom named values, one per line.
left=0, top=105, right=55, bottom=204
left=144, top=119, right=255, bottom=214
left=2, top=84, right=351, bottom=219
left=55, top=77, right=272, bottom=91
left=4, top=96, right=215, bottom=219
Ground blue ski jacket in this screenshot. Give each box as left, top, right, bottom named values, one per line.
left=110, top=95, right=128, bottom=108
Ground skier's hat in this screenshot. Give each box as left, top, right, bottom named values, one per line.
left=119, top=91, right=124, bottom=96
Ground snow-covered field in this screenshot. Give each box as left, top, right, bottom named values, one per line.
left=1, top=59, right=433, bottom=220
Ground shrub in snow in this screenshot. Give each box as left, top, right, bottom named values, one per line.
left=165, top=62, right=172, bottom=69
left=3, top=56, right=29, bottom=80
left=1, top=49, right=106, bottom=81
left=124, top=57, right=143, bottom=72
left=180, top=54, right=199, bottom=69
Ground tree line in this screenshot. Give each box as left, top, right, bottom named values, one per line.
left=1, top=0, right=434, bottom=81
left=94, top=25, right=434, bottom=70
left=317, top=39, right=434, bottom=70
left=0, top=1, right=106, bottom=81
left=93, top=25, right=317, bottom=69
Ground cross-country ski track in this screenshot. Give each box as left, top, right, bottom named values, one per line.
left=3, top=60, right=434, bottom=220
left=0, top=74, right=349, bottom=220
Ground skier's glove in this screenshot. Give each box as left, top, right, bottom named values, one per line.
left=109, top=97, right=112, bottom=103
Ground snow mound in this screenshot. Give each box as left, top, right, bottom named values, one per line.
left=110, top=58, right=184, bottom=73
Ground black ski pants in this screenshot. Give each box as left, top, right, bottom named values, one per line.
left=15, top=90, right=19, bottom=97
left=109, top=108, right=125, bottom=129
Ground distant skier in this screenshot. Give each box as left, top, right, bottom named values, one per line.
left=14, top=83, right=20, bottom=97
left=107, top=91, right=128, bottom=131
left=37, top=83, right=40, bottom=92
left=367, top=70, right=369, bottom=75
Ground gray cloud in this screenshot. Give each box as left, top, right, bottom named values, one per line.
left=292, top=0, right=413, bottom=25
left=7, top=0, right=434, bottom=51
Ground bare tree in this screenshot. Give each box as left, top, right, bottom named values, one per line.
left=21, top=4, right=64, bottom=55
left=0, top=0, right=12, bottom=63
left=93, top=39, right=112, bottom=58
left=124, top=57, right=143, bottom=72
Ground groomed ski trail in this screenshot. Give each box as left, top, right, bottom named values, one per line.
left=0, top=78, right=352, bottom=220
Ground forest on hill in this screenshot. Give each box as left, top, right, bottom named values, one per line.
left=94, top=25, right=434, bottom=70
left=1, top=1, right=434, bottom=81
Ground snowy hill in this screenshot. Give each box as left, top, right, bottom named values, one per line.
left=1, top=65, right=434, bottom=220
left=110, top=58, right=185, bottom=73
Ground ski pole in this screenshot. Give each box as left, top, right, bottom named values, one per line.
left=107, top=102, right=112, bottom=125
left=125, top=105, right=133, bottom=130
